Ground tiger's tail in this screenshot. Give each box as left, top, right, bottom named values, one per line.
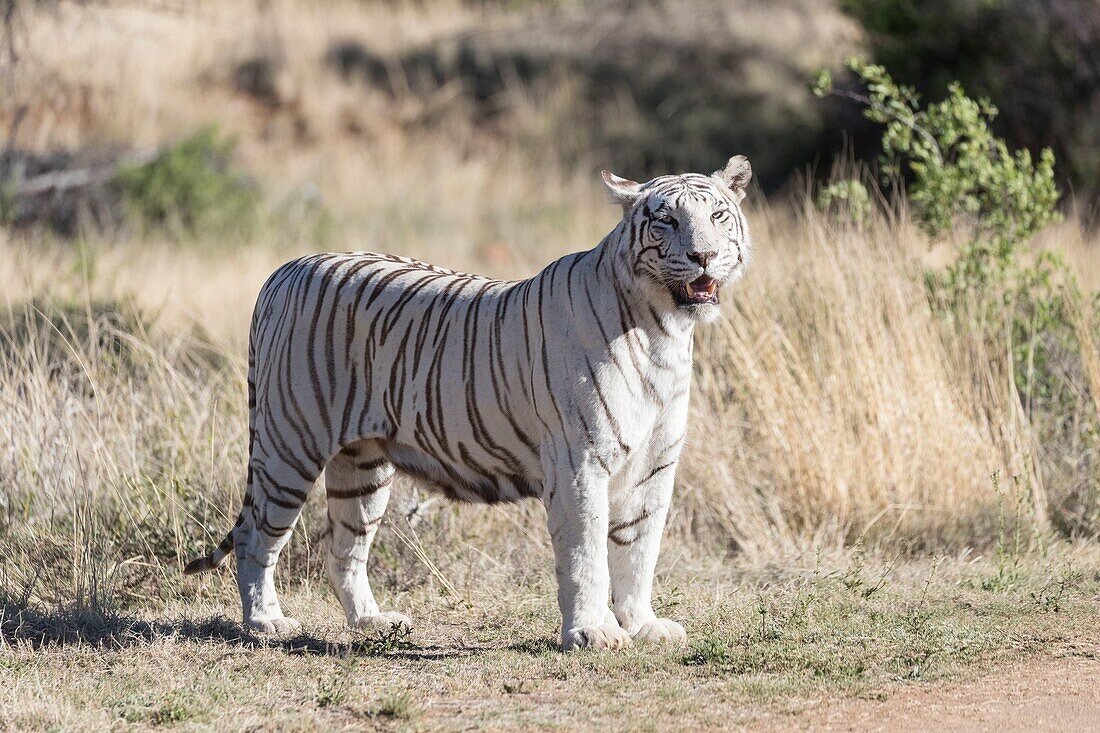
left=184, top=329, right=258, bottom=577
left=183, top=528, right=236, bottom=575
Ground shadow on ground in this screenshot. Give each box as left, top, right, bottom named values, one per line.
left=0, top=597, right=556, bottom=660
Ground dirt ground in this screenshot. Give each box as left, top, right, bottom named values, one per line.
left=768, top=646, right=1100, bottom=732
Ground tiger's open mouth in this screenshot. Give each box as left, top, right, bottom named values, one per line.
left=671, top=275, right=719, bottom=308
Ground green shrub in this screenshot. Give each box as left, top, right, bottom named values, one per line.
left=838, top=0, right=1100, bottom=203
left=115, top=127, right=259, bottom=239
left=815, top=60, right=1069, bottom=365
left=817, top=59, right=1075, bottom=409
left=815, top=59, right=1100, bottom=537
left=815, top=59, right=1061, bottom=253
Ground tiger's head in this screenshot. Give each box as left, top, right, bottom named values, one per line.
left=602, top=155, right=752, bottom=323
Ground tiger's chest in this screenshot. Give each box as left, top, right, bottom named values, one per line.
left=578, top=326, right=694, bottom=464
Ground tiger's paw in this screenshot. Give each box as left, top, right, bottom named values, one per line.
left=246, top=615, right=302, bottom=635
left=632, top=618, right=686, bottom=645
left=352, top=611, right=414, bottom=634
left=563, top=624, right=634, bottom=652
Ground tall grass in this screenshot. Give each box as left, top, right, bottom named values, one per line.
left=684, top=207, right=1051, bottom=555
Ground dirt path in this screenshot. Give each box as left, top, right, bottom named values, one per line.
left=761, top=648, right=1100, bottom=732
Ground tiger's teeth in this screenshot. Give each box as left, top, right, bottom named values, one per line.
left=705, top=281, right=716, bottom=295
left=684, top=282, right=695, bottom=297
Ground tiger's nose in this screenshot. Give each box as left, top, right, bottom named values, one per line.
left=687, top=250, right=717, bottom=269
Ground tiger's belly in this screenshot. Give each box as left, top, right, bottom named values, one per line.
left=380, top=439, right=542, bottom=504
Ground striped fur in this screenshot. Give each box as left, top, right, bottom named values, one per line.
left=185, top=156, right=753, bottom=649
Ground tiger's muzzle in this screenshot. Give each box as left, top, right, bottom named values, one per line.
left=670, top=274, right=719, bottom=309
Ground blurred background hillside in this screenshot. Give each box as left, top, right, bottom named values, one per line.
left=2, top=0, right=1099, bottom=221
left=1, top=0, right=1099, bottom=609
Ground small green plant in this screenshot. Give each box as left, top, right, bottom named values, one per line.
left=784, top=577, right=819, bottom=629
left=815, top=59, right=1061, bottom=252
left=754, top=593, right=775, bottom=641
left=814, top=60, right=1069, bottom=341
left=904, top=556, right=940, bottom=634
left=898, top=647, right=936, bottom=680
left=979, top=470, right=1046, bottom=592
left=681, top=633, right=733, bottom=667
left=356, top=622, right=415, bottom=655
left=834, top=543, right=895, bottom=599
left=816, top=178, right=872, bottom=229
left=655, top=583, right=686, bottom=617
left=502, top=680, right=531, bottom=694
left=984, top=471, right=1023, bottom=591
left=149, top=700, right=194, bottom=726
left=896, top=559, right=950, bottom=681
left=121, top=691, right=199, bottom=725
left=115, top=126, right=259, bottom=239
left=1030, top=563, right=1082, bottom=612
left=837, top=0, right=1100, bottom=202
left=814, top=62, right=1081, bottom=405
left=369, top=692, right=412, bottom=719
left=316, top=654, right=358, bottom=709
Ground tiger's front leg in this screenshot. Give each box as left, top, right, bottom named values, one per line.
left=608, top=459, right=686, bottom=645
left=544, top=449, right=633, bottom=652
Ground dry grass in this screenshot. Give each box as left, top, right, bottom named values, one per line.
left=688, top=216, right=1028, bottom=554
left=2, top=1, right=1100, bottom=730
left=3, top=203, right=1093, bottom=566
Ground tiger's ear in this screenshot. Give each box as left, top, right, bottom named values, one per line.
left=713, top=155, right=752, bottom=202
left=601, top=170, right=643, bottom=213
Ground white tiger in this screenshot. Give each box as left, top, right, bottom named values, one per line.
left=185, top=155, right=753, bottom=651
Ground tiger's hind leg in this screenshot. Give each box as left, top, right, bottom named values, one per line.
left=235, top=445, right=322, bottom=635
left=322, top=440, right=412, bottom=632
